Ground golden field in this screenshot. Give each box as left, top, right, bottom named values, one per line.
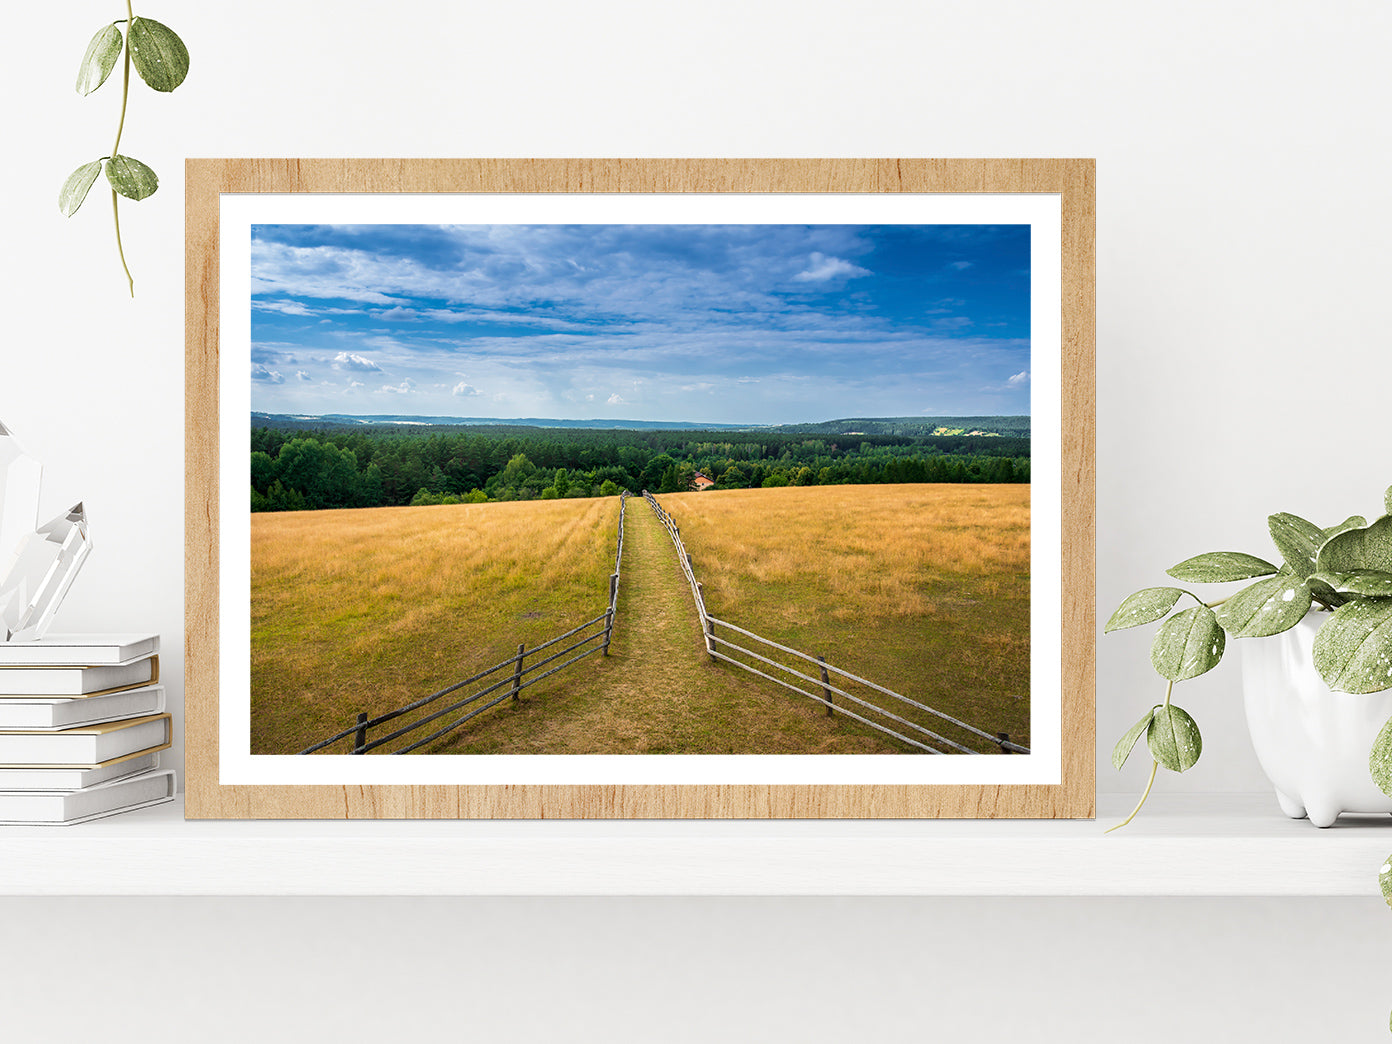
left=657, top=484, right=1031, bottom=749
left=251, top=497, right=618, bottom=753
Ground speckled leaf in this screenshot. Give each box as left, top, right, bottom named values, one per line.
left=1268, top=513, right=1325, bottom=579
left=1150, top=606, right=1226, bottom=681
left=1312, top=599, right=1392, bottom=694
left=1305, top=574, right=1350, bottom=609
left=1215, top=575, right=1312, bottom=638
left=1166, top=551, right=1278, bottom=584
left=1147, top=704, right=1202, bottom=772
left=1325, top=515, right=1367, bottom=540
left=1385, top=486, right=1391, bottom=515
left=1370, top=718, right=1392, bottom=798
left=1317, top=515, right=1392, bottom=575
left=58, top=160, right=104, bottom=217
left=104, top=155, right=158, bottom=201
left=1105, top=588, right=1185, bottom=633
left=1309, top=570, right=1392, bottom=599
left=76, top=23, right=123, bottom=95
left=1379, top=847, right=1392, bottom=908
left=1112, top=708, right=1156, bottom=770
left=128, top=17, right=188, bottom=92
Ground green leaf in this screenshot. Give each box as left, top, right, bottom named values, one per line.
left=105, top=155, right=158, bottom=201
left=1215, top=575, right=1312, bottom=637
left=1317, top=515, right=1392, bottom=575
left=1305, top=573, right=1350, bottom=609
left=1325, top=515, right=1367, bottom=540
left=1380, top=847, right=1392, bottom=911
left=1268, top=513, right=1325, bottom=579
left=1166, top=551, right=1278, bottom=583
left=1385, top=485, right=1391, bottom=515
left=58, top=160, right=104, bottom=217
left=1312, top=598, right=1392, bottom=694
left=1309, top=570, right=1392, bottom=599
left=1105, top=588, right=1185, bottom=633
left=76, top=23, right=123, bottom=96
left=1150, top=605, right=1226, bottom=681
left=1147, top=704, right=1202, bottom=772
left=1112, top=708, right=1156, bottom=770
left=1370, top=717, right=1392, bottom=798
left=128, top=17, right=189, bottom=92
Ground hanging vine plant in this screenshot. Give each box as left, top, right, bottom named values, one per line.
left=58, top=5, right=189, bottom=296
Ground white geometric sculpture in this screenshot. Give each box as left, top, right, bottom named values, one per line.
left=0, top=422, right=42, bottom=568
left=0, top=502, right=92, bottom=642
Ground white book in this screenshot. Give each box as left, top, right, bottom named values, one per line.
left=0, top=654, right=158, bottom=696
left=0, top=633, right=159, bottom=666
left=0, top=769, right=176, bottom=825
left=0, top=685, right=165, bottom=730
left=0, top=750, right=161, bottom=790
left=0, top=714, right=171, bottom=767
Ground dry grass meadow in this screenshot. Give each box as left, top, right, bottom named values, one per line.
left=657, top=484, right=1031, bottom=748
left=252, top=483, right=1031, bottom=755
left=251, top=497, right=618, bottom=753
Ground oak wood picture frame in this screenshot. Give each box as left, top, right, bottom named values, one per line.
left=185, top=157, right=1095, bottom=819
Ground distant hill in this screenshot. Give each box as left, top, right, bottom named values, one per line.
left=251, top=412, right=1030, bottom=437
left=251, top=412, right=757, bottom=432
left=769, top=416, right=1030, bottom=438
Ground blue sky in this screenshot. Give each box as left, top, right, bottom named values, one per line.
left=250, top=223, right=1030, bottom=424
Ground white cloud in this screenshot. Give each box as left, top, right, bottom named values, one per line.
left=948, top=260, right=974, bottom=271
left=381, top=379, right=417, bottom=395
left=252, top=299, right=316, bottom=317
left=376, top=306, right=419, bottom=321
left=295, top=370, right=312, bottom=382
left=607, top=393, right=627, bottom=405
left=333, top=351, right=383, bottom=373
left=452, top=381, right=481, bottom=397
left=251, top=363, right=284, bottom=384
left=793, top=252, right=872, bottom=283
left=1008, top=371, right=1029, bottom=386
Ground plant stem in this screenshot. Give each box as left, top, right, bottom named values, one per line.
left=1106, top=679, right=1175, bottom=832
left=111, top=0, right=135, bottom=296
left=111, top=189, right=133, bottom=297
left=1106, top=759, right=1159, bottom=833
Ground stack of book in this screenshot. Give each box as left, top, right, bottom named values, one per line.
left=0, top=633, right=173, bottom=825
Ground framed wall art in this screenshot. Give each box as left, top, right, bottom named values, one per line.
left=185, top=157, right=1095, bottom=819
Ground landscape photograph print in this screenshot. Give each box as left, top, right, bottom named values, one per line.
left=248, top=221, right=1032, bottom=758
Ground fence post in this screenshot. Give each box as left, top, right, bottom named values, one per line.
left=353, top=712, right=369, bottom=753
left=512, top=643, right=525, bottom=703
left=704, top=614, right=715, bottom=659
left=819, top=656, right=834, bottom=717
left=998, top=732, right=1011, bottom=753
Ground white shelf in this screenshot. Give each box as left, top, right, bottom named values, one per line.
left=0, top=794, right=1388, bottom=896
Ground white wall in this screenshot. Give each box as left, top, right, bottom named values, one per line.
left=1, top=2, right=1388, bottom=1039
left=4, top=0, right=1388, bottom=794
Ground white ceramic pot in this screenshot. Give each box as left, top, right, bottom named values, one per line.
left=1241, top=611, right=1392, bottom=827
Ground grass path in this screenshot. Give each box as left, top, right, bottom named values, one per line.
left=435, top=496, right=895, bottom=754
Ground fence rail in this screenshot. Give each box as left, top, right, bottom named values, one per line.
left=298, top=492, right=628, bottom=755
left=641, top=491, right=1027, bottom=756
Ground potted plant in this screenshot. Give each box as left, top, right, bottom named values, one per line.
left=1105, top=483, right=1392, bottom=851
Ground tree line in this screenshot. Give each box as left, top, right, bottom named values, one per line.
left=249, top=424, right=1030, bottom=512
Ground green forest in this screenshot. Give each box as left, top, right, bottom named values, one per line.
left=249, top=422, right=1031, bottom=512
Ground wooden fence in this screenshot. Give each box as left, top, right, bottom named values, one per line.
left=298, top=492, right=628, bottom=755
left=641, top=491, right=1028, bottom=756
